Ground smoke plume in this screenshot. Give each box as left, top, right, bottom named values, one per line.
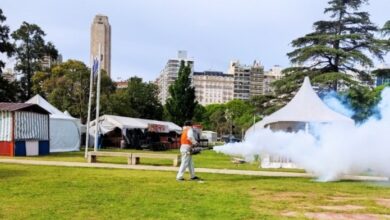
left=214, top=88, right=390, bottom=181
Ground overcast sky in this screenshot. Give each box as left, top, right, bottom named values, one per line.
left=1, top=0, right=389, bottom=81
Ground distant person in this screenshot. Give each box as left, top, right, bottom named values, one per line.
left=176, top=120, right=201, bottom=181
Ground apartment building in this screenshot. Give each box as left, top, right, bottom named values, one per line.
left=229, top=60, right=264, bottom=100
left=192, top=71, right=234, bottom=105
left=156, top=51, right=194, bottom=104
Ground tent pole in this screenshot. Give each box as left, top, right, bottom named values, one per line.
left=94, top=44, right=102, bottom=152
left=85, top=55, right=94, bottom=158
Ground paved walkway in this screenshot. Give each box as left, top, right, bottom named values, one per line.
left=0, top=158, right=388, bottom=182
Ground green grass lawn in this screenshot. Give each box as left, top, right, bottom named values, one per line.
left=0, top=164, right=389, bottom=219
left=5, top=148, right=304, bottom=173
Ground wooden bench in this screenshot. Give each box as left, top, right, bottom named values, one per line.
left=87, top=151, right=181, bottom=167
left=132, top=153, right=181, bottom=167
left=87, top=151, right=133, bottom=164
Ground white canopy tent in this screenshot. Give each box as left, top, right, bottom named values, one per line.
left=246, top=77, right=354, bottom=168
left=26, top=95, right=81, bottom=152
left=64, top=110, right=86, bottom=133
left=88, top=114, right=182, bottom=138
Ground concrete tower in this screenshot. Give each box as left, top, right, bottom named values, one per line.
left=91, top=14, right=111, bottom=77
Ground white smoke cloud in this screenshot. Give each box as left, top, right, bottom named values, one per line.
left=214, top=88, right=390, bottom=181
left=322, top=91, right=354, bottom=117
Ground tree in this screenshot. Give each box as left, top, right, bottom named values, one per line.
left=42, top=60, right=91, bottom=121
left=199, top=103, right=226, bottom=130
left=250, top=94, right=283, bottom=121
left=381, top=21, right=390, bottom=52
left=276, top=0, right=386, bottom=94
left=127, top=77, right=163, bottom=120
left=0, top=76, right=20, bottom=102
left=198, top=100, right=256, bottom=138
left=165, top=60, right=197, bottom=126
left=0, top=8, right=19, bottom=102
left=225, top=99, right=255, bottom=137
left=32, top=71, right=51, bottom=97
left=346, top=85, right=384, bottom=122
left=103, top=77, right=163, bottom=120
left=372, top=68, right=390, bottom=79
left=12, top=22, right=58, bottom=100
left=209, top=108, right=229, bottom=137
left=0, top=8, right=14, bottom=73
left=192, top=104, right=207, bottom=124
left=382, top=21, right=390, bottom=37
left=37, top=60, right=115, bottom=122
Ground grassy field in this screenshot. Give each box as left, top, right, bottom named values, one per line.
left=7, top=148, right=304, bottom=173
left=0, top=164, right=389, bottom=219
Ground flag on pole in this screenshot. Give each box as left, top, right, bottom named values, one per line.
left=94, top=44, right=102, bottom=152
left=92, top=57, right=99, bottom=78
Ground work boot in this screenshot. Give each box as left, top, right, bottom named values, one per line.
left=190, top=176, right=201, bottom=181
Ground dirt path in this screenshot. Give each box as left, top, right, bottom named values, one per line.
left=0, top=158, right=388, bottom=181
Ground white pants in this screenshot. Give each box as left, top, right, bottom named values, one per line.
left=176, top=146, right=195, bottom=179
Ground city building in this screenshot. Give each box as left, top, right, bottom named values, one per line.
left=192, top=71, right=234, bottom=105
left=115, top=80, right=128, bottom=89
left=1, top=68, right=16, bottom=82
left=250, top=61, right=265, bottom=97
left=376, top=75, right=390, bottom=86
left=91, top=14, right=111, bottom=77
left=156, top=51, right=194, bottom=104
left=40, top=54, right=63, bottom=70
left=374, top=64, right=390, bottom=87
left=228, top=60, right=264, bottom=100
left=263, top=65, right=283, bottom=94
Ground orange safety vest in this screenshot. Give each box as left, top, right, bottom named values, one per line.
left=180, top=127, right=192, bottom=145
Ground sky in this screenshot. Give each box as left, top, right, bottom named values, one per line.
left=1, top=0, right=389, bottom=82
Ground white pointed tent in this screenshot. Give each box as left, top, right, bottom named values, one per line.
left=246, top=77, right=354, bottom=168
left=26, top=95, right=81, bottom=152
left=247, top=77, right=354, bottom=134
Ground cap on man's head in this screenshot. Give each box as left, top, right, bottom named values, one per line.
left=184, top=120, right=193, bottom=126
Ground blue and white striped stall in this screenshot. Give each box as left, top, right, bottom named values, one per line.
left=0, top=103, right=50, bottom=156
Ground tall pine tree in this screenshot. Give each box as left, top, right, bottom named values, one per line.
left=165, top=60, right=197, bottom=126
left=12, top=22, right=58, bottom=100
left=0, top=8, right=19, bottom=102
left=0, top=9, right=14, bottom=73
left=274, top=0, right=386, bottom=94
left=382, top=21, right=390, bottom=36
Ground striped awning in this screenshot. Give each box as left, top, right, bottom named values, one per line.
left=15, top=112, right=49, bottom=140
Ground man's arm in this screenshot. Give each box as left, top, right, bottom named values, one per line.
left=187, top=128, right=198, bottom=146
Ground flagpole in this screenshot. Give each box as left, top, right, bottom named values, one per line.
left=85, top=55, right=94, bottom=158
left=94, top=44, right=102, bottom=152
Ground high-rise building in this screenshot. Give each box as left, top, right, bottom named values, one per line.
left=263, top=65, right=283, bottom=94
left=250, top=60, right=265, bottom=97
left=40, top=54, right=62, bottom=70
left=229, top=60, right=264, bottom=100
left=192, top=71, right=234, bottom=105
left=91, top=14, right=111, bottom=77
left=156, top=51, right=194, bottom=104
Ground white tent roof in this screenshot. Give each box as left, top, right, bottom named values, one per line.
left=64, top=110, right=86, bottom=133
left=89, top=114, right=182, bottom=136
left=26, top=95, right=74, bottom=120
left=247, top=77, right=354, bottom=133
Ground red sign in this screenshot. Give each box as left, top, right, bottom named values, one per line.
left=148, top=124, right=169, bottom=133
